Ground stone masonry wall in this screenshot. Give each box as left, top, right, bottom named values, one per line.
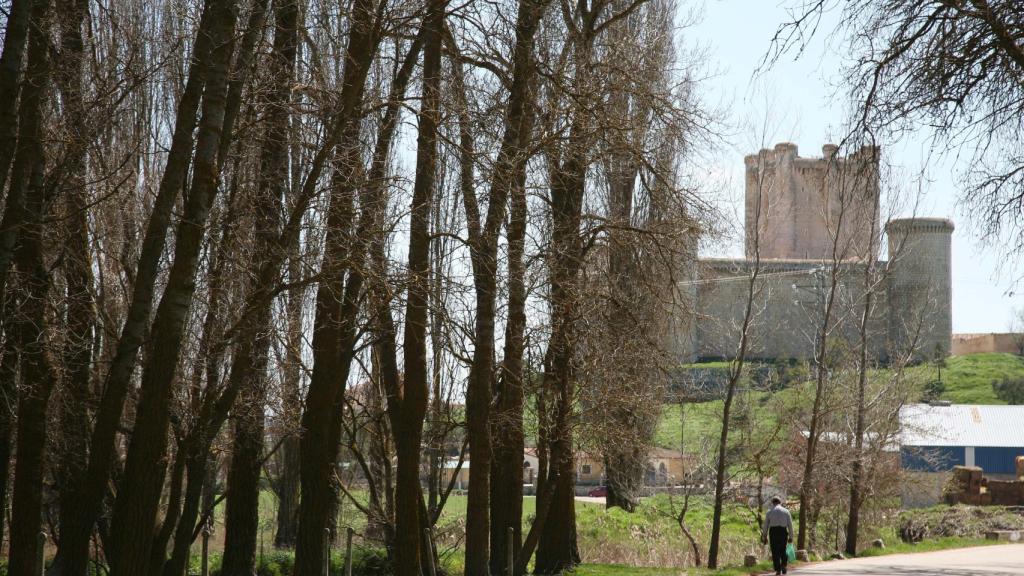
left=745, top=143, right=880, bottom=261
left=694, top=258, right=890, bottom=361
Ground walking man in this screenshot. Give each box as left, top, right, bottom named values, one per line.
left=761, top=496, right=793, bottom=575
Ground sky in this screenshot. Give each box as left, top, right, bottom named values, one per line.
left=686, top=0, right=1019, bottom=333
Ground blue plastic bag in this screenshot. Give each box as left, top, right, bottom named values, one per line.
left=786, top=543, right=797, bottom=562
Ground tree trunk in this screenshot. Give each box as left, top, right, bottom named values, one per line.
left=5, top=0, right=57, bottom=573
left=0, top=299, right=18, bottom=552
left=486, top=0, right=546, bottom=561
left=52, top=0, right=96, bottom=568
left=161, top=439, right=208, bottom=576
left=6, top=3, right=58, bottom=574
left=707, top=156, right=764, bottom=568
left=0, top=0, right=35, bottom=241
left=221, top=0, right=296, bottom=569
left=292, top=0, right=380, bottom=569
left=845, top=207, right=879, bottom=557
left=358, top=30, right=424, bottom=554
left=222, top=400, right=266, bottom=575
left=534, top=145, right=586, bottom=573
left=107, top=2, right=238, bottom=571
left=274, top=265, right=303, bottom=548
left=490, top=160, right=528, bottom=575
left=372, top=2, right=444, bottom=573
left=57, top=3, right=219, bottom=570
left=798, top=271, right=842, bottom=551
left=453, top=1, right=546, bottom=571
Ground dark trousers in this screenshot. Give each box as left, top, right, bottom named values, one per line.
left=769, top=526, right=789, bottom=572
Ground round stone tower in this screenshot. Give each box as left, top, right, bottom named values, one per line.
left=886, top=217, right=954, bottom=359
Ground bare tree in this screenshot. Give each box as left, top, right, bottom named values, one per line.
left=706, top=146, right=767, bottom=570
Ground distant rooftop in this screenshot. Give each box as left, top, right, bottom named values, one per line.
left=900, top=404, right=1024, bottom=448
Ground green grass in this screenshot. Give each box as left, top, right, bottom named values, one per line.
left=654, top=401, right=727, bottom=452
left=904, top=353, right=1024, bottom=404
left=855, top=536, right=1002, bottom=557
left=656, top=353, right=1024, bottom=451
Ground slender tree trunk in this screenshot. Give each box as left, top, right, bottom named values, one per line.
left=371, top=2, right=445, bottom=574
left=58, top=4, right=219, bottom=570
left=5, top=0, right=55, bottom=571
left=0, top=298, right=17, bottom=551
left=602, top=157, right=643, bottom=513
left=51, top=0, right=96, bottom=569
left=275, top=111, right=308, bottom=547
left=486, top=0, right=545, bottom=558
left=0, top=0, right=35, bottom=242
left=456, top=65, right=495, bottom=576
left=490, top=160, right=528, bottom=575
left=6, top=3, right=57, bottom=574
left=358, top=29, right=425, bottom=556
left=845, top=200, right=880, bottom=557
left=453, top=1, right=546, bottom=571
left=293, top=0, right=381, bottom=569
left=147, top=449, right=188, bottom=575
left=797, top=261, right=843, bottom=551
left=161, top=440, right=207, bottom=576
left=707, top=154, right=767, bottom=567
left=534, top=144, right=586, bottom=573
left=222, top=398, right=266, bottom=575
left=221, top=0, right=297, bottom=569
left=107, top=2, right=238, bottom=571
left=275, top=256, right=303, bottom=548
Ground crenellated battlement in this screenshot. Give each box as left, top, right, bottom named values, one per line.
left=678, top=144, right=954, bottom=364
left=744, top=142, right=880, bottom=261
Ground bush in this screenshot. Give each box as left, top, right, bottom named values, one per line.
left=993, top=377, right=1024, bottom=404
left=923, top=378, right=945, bottom=401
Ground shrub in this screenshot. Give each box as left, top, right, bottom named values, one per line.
left=993, top=376, right=1024, bottom=404
left=923, top=378, right=945, bottom=401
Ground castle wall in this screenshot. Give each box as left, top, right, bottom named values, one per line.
left=684, top=144, right=954, bottom=364
left=694, top=258, right=889, bottom=361
left=951, top=333, right=1023, bottom=356
left=745, top=143, right=880, bottom=261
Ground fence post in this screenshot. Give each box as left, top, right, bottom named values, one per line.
left=344, top=527, right=354, bottom=576
left=37, top=531, right=46, bottom=576
left=323, top=528, right=331, bottom=576
left=507, top=527, right=514, bottom=576
left=201, top=521, right=211, bottom=576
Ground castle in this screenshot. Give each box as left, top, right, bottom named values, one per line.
left=681, top=143, right=953, bottom=363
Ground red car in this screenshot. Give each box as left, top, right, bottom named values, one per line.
left=587, top=486, right=607, bottom=497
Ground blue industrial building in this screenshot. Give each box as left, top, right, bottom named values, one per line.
left=900, top=404, right=1024, bottom=477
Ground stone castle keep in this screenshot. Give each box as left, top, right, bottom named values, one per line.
left=681, top=143, right=954, bottom=362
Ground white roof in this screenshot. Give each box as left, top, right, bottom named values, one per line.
left=900, top=404, right=1024, bottom=448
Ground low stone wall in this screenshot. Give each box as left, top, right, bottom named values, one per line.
left=951, top=333, right=1023, bottom=356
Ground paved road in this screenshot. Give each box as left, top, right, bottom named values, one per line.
left=791, top=544, right=1024, bottom=576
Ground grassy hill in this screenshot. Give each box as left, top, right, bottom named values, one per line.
left=655, top=353, right=1024, bottom=451
left=903, top=352, right=1024, bottom=404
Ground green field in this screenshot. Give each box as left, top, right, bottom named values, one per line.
left=903, top=352, right=1024, bottom=404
